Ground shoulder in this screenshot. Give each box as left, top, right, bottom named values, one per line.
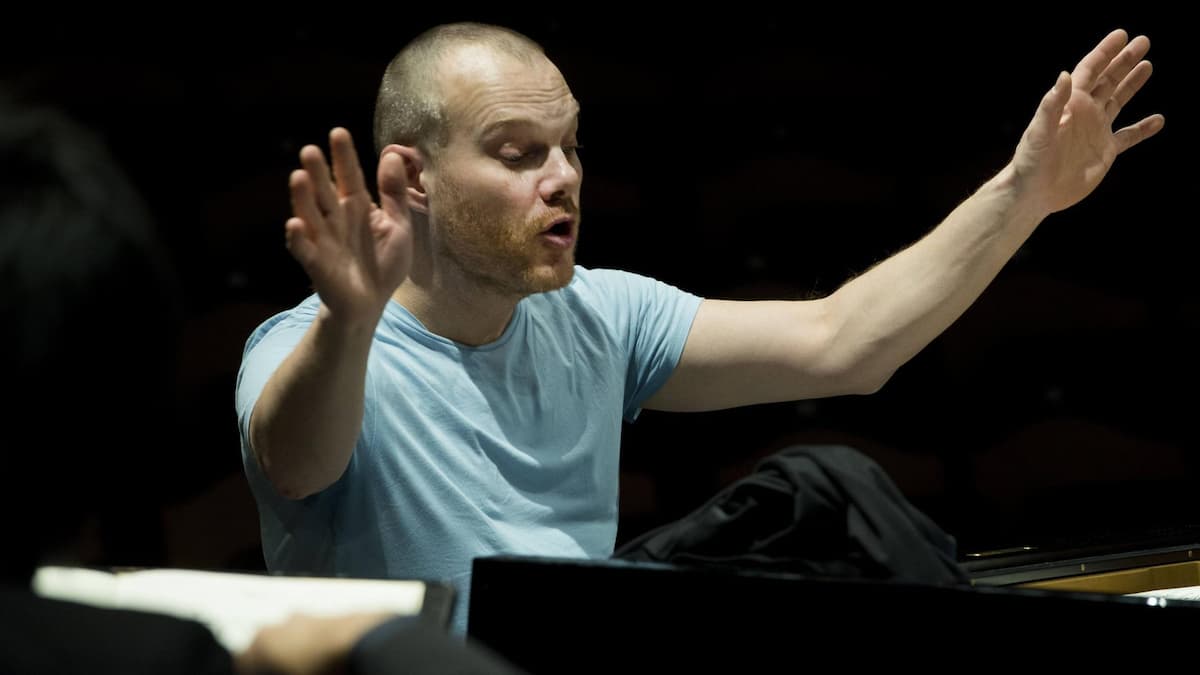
left=243, top=294, right=321, bottom=354
left=525, top=267, right=700, bottom=341
left=551, top=266, right=692, bottom=306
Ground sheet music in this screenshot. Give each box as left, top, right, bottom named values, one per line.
left=32, top=566, right=430, bottom=653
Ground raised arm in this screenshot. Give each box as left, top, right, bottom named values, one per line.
left=249, top=128, right=415, bottom=499
left=646, top=28, right=1164, bottom=412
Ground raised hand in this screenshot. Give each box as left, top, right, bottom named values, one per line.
left=286, top=127, right=414, bottom=323
left=1012, top=28, right=1165, bottom=217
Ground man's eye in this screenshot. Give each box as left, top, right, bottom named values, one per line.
left=500, top=151, right=525, bottom=164
left=564, top=144, right=583, bottom=156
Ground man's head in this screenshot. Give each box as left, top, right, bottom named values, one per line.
left=375, top=23, right=583, bottom=297
left=373, top=23, right=547, bottom=163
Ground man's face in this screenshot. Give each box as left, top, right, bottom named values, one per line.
left=424, top=47, right=583, bottom=296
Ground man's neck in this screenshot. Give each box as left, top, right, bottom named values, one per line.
left=391, top=265, right=522, bottom=347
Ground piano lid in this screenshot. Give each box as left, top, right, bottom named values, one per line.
left=469, top=554, right=1200, bottom=672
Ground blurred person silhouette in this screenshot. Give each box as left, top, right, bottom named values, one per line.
left=0, top=93, right=525, bottom=674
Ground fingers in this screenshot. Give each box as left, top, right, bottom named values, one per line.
left=329, top=127, right=368, bottom=198
left=1107, top=60, right=1153, bottom=118
left=284, top=216, right=319, bottom=270
left=289, top=167, right=324, bottom=219
left=295, top=127, right=369, bottom=220
left=287, top=170, right=325, bottom=271
left=1091, top=35, right=1150, bottom=102
left=298, top=144, right=338, bottom=217
left=1071, top=28, right=1129, bottom=93
left=1113, top=113, right=1166, bottom=155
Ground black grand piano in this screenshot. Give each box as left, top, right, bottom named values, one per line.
left=464, top=286, right=1200, bottom=670
left=468, top=446, right=1200, bottom=672
left=469, top=542, right=1200, bottom=672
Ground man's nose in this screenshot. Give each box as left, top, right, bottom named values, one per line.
left=539, top=147, right=581, bottom=203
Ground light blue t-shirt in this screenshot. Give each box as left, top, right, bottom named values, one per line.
left=235, top=266, right=702, bottom=634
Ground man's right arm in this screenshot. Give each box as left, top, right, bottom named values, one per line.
left=248, top=308, right=378, bottom=499
left=248, top=127, right=415, bottom=500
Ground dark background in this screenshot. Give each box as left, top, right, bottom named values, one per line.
left=3, top=8, right=1195, bottom=570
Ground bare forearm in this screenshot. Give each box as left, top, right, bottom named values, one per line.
left=646, top=169, right=1044, bottom=411
left=824, top=165, right=1044, bottom=389
left=249, top=310, right=377, bottom=499
left=653, top=31, right=1161, bottom=413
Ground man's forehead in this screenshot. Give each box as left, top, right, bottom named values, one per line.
left=476, top=100, right=581, bottom=138
left=438, top=45, right=578, bottom=128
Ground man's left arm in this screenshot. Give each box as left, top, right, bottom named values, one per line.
left=645, top=28, right=1164, bottom=413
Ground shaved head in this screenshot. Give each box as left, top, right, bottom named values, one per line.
left=373, top=22, right=547, bottom=163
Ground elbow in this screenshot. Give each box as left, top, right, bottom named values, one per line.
left=852, top=368, right=893, bottom=396
left=253, top=444, right=322, bottom=501
left=806, top=300, right=893, bottom=397
left=250, top=424, right=335, bottom=501
left=268, top=471, right=325, bottom=502
left=809, top=317, right=895, bottom=397
left=822, top=349, right=897, bottom=397
left=259, top=451, right=334, bottom=501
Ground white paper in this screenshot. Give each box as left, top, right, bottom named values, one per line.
left=32, top=566, right=428, bottom=653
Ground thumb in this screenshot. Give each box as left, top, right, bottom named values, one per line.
left=378, top=151, right=409, bottom=219
left=1030, top=71, right=1072, bottom=143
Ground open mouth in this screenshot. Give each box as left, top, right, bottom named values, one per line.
left=538, top=216, right=576, bottom=249
left=545, top=220, right=572, bottom=236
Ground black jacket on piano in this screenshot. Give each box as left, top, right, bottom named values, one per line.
left=614, top=444, right=971, bottom=586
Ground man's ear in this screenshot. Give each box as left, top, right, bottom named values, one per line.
left=381, top=144, right=428, bottom=213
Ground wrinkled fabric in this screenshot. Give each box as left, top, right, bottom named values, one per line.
left=615, top=445, right=970, bottom=585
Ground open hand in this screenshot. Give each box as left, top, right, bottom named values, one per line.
left=1012, top=28, right=1165, bottom=217
left=285, top=128, right=414, bottom=323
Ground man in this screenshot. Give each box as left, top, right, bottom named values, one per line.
left=236, top=22, right=1164, bottom=634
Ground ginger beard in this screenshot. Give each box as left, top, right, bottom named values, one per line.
left=430, top=173, right=579, bottom=297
